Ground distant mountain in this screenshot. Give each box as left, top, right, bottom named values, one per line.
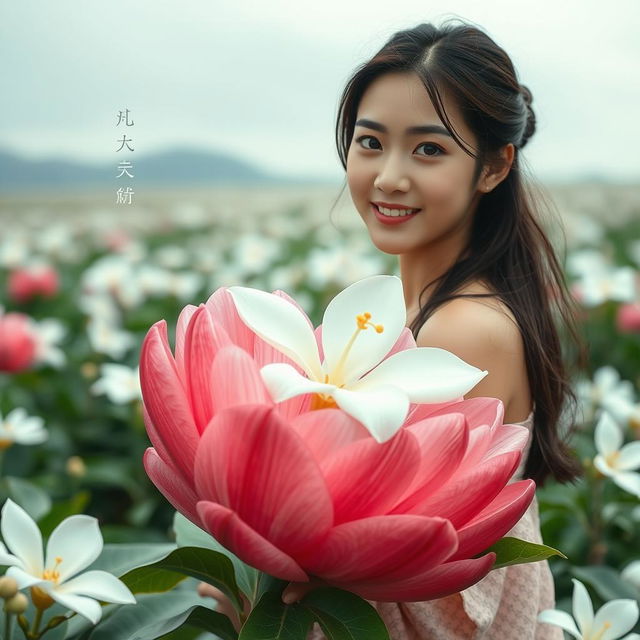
left=0, top=147, right=330, bottom=193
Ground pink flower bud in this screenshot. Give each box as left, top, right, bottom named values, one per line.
left=7, top=265, right=59, bottom=303
left=0, top=312, right=37, bottom=372
left=616, top=302, right=640, bottom=334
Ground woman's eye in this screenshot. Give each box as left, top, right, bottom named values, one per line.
left=355, top=135, right=381, bottom=150
left=415, top=142, right=444, bottom=157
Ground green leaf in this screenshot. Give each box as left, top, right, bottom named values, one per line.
left=173, top=511, right=260, bottom=598
left=239, top=590, right=314, bottom=640
left=86, top=543, right=177, bottom=577
left=483, top=536, right=567, bottom=570
left=38, top=491, right=91, bottom=537
left=301, top=588, right=390, bottom=640
left=121, top=565, right=187, bottom=594
left=2, top=476, right=52, bottom=521
left=120, top=546, right=244, bottom=612
left=572, top=565, right=639, bottom=602
left=80, top=592, right=219, bottom=640
left=129, top=605, right=238, bottom=640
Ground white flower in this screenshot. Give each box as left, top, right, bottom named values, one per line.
left=90, top=364, right=141, bottom=404
left=31, top=318, right=67, bottom=369
left=538, top=578, right=640, bottom=639
left=575, top=366, right=635, bottom=424
left=87, top=319, right=135, bottom=360
left=0, top=499, right=135, bottom=624
left=594, top=412, right=640, bottom=498
left=574, top=267, right=637, bottom=307
left=0, top=408, right=48, bottom=449
left=228, top=275, right=487, bottom=443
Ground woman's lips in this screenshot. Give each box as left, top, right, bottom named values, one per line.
left=371, top=203, right=420, bottom=225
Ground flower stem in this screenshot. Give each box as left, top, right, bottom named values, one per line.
left=587, top=469, right=607, bottom=565
left=5, top=612, right=14, bottom=640
left=30, top=609, right=43, bottom=638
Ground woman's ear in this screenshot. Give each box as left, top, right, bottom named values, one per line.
left=478, top=143, right=515, bottom=193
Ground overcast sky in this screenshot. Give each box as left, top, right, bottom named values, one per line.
left=1, top=0, right=639, bottom=183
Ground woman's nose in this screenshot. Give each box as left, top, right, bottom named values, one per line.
left=373, top=159, right=410, bottom=193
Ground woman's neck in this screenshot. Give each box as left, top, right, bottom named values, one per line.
left=399, top=236, right=469, bottom=319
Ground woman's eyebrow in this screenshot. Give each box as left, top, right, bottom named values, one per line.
left=355, top=118, right=452, bottom=137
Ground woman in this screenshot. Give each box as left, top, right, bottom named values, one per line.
left=206, top=18, right=585, bottom=639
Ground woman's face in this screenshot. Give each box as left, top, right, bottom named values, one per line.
left=346, top=71, right=486, bottom=257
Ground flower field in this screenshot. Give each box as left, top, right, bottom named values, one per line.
left=1, top=181, right=639, bottom=638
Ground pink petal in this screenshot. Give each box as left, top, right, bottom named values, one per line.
left=210, top=345, right=272, bottom=410
left=289, top=409, right=369, bottom=465
left=458, top=424, right=530, bottom=474
left=301, top=515, right=457, bottom=582
left=143, top=448, right=201, bottom=526
left=183, top=305, right=233, bottom=433
left=342, top=554, right=496, bottom=601
left=405, top=451, right=521, bottom=527
left=274, top=393, right=312, bottom=422
left=452, top=480, right=536, bottom=559
left=392, top=413, right=468, bottom=511
left=321, top=429, right=420, bottom=524
left=204, top=288, right=256, bottom=354
left=140, top=321, right=199, bottom=482
left=253, top=290, right=316, bottom=369
left=407, top=396, right=503, bottom=429
left=194, top=404, right=333, bottom=555
left=197, top=501, right=308, bottom=582
left=174, top=304, right=198, bottom=383
left=384, top=326, right=417, bottom=358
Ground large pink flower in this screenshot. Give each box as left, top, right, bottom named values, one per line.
left=0, top=311, right=37, bottom=373
left=140, top=286, right=535, bottom=601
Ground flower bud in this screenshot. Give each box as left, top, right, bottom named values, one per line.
left=3, top=591, right=28, bottom=614
left=66, top=455, right=87, bottom=478
left=0, top=576, right=19, bottom=599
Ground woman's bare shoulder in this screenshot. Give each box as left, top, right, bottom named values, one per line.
left=414, top=282, right=530, bottom=417
left=416, top=282, right=522, bottom=351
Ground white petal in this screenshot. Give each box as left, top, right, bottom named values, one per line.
left=227, top=286, right=323, bottom=380
left=594, top=366, right=622, bottom=394
left=332, top=385, right=409, bottom=443
left=595, top=412, right=623, bottom=457
left=353, top=346, right=487, bottom=402
left=0, top=499, right=43, bottom=575
left=56, top=570, right=135, bottom=604
left=572, top=578, right=594, bottom=635
left=621, top=561, right=640, bottom=588
left=6, top=566, right=47, bottom=589
left=0, top=541, right=25, bottom=569
left=537, top=609, right=581, bottom=638
left=593, top=599, right=639, bottom=640
left=46, top=515, right=103, bottom=582
left=594, top=455, right=616, bottom=478
left=612, top=472, right=640, bottom=498
left=321, top=276, right=405, bottom=384
left=260, top=363, right=336, bottom=402
left=49, top=590, right=103, bottom=625
left=620, top=634, right=640, bottom=640
left=618, top=442, right=640, bottom=471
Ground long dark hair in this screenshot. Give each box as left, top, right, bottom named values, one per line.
left=334, top=19, right=586, bottom=486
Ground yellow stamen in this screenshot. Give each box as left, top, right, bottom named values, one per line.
left=605, top=451, right=620, bottom=468
left=0, top=439, right=13, bottom=451
left=592, top=621, right=612, bottom=640
left=330, top=312, right=384, bottom=386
